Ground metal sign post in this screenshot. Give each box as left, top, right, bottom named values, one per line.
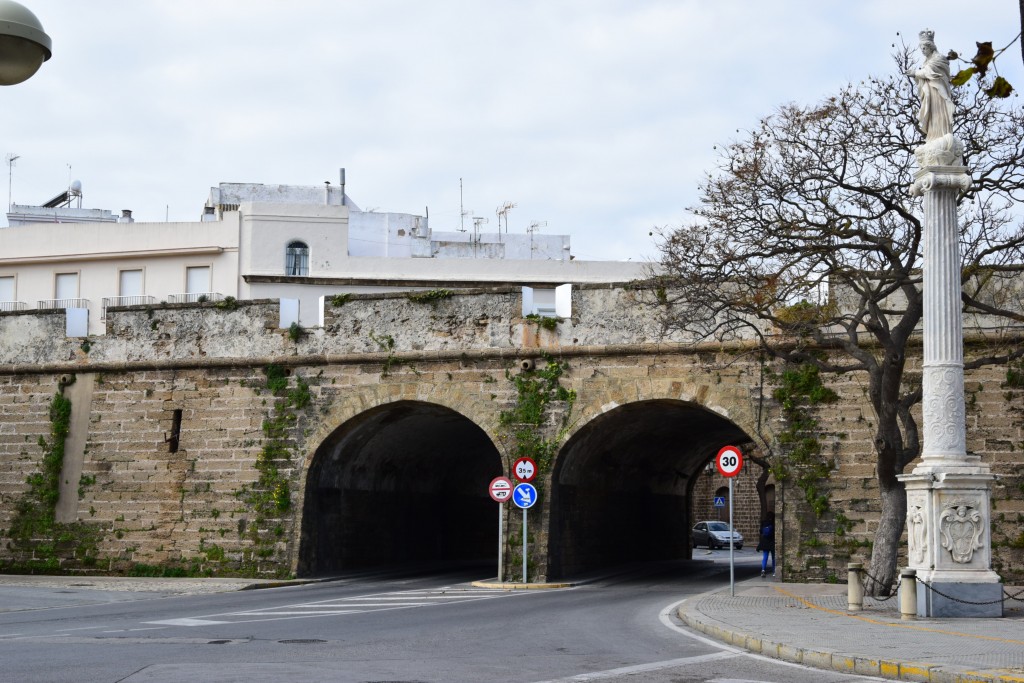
left=489, top=477, right=513, bottom=582
left=522, top=508, right=528, bottom=584
left=729, top=476, right=735, bottom=596
left=715, top=445, right=744, bottom=597
left=512, top=482, right=538, bottom=584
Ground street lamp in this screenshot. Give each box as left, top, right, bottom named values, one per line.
left=0, top=0, right=51, bottom=85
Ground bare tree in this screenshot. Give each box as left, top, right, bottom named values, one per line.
left=652, top=51, right=1024, bottom=595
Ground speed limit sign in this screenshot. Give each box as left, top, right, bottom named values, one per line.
left=715, top=445, right=743, bottom=478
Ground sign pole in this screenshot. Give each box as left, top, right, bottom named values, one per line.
left=729, top=476, right=735, bottom=597
left=716, top=445, right=743, bottom=598
left=522, top=508, right=528, bottom=584
left=497, top=503, right=503, bottom=582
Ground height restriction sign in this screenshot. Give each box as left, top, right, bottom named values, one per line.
left=715, top=445, right=743, bottom=478
left=512, top=457, right=537, bottom=482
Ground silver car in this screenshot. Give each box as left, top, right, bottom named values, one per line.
left=692, top=520, right=743, bottom=549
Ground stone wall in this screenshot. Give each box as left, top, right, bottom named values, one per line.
left=0, top=288, right=1020, bottom=583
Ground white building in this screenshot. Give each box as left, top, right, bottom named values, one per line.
left=1, top=176, right=645, bottom=335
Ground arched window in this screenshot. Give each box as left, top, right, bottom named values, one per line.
left=285, top=241, right=309, bottom=276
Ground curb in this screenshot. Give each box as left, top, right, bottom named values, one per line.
left=677, top=601, right=1024, bottom=683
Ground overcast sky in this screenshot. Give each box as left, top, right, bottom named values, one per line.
left=3, top=1, right=1021, bottom=261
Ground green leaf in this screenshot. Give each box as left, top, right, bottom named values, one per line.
left=971, top=41, right=995, bottom=77
left=985, top=76, right=1014, bottom=99
left=951, top=67, right=976, bottom=86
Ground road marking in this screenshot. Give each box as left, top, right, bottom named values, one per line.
left=145, top=618, right=229, bottom=626
left=529, top=652, right=739, bottom=682
left=143, top=585, right=541, bottom=627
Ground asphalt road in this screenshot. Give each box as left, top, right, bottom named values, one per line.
left=0, top=551, right=885, bottom=683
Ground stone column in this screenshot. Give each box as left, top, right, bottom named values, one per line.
left=898, top=164, right=1002, bottom=617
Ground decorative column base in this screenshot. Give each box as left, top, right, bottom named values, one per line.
left=899, top=467, right=1002, bottom=618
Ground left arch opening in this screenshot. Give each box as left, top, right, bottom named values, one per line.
left=298, top=400, right=502, bottom=576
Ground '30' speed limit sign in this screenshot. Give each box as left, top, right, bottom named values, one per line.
left=715, top=445, right=743, bottom=478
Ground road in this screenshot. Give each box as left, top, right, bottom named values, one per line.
left=0, top=550, right=883, bottom=683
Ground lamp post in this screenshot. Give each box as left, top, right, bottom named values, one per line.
left=0, top=0, right=52, bottom=85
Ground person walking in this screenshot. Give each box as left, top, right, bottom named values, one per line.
left=757, top=514, right=776, bottom=577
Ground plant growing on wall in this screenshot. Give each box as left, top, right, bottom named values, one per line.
left=3, top=393, right=100, bottom=572
left=235, top=365, right=312, bottom=577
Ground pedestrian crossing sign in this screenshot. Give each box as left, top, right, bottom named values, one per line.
left=713, top=496, right=726, bottom=508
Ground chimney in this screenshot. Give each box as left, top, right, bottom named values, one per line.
left=340, top=167, right=346, bottom=206
left=118, top=209, right=134, bottom=224
left=201, top=205, right=217, bottom=222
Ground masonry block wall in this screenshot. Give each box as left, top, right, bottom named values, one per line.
left=0, top=288, right=1020, bottom=582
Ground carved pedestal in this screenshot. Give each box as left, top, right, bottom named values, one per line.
left=902, top=470, right=1002, bottom=617
left=897, top=164, right=1002, bottom=618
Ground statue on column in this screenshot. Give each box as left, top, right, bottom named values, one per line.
left=906, top=29, right=963, bottom=167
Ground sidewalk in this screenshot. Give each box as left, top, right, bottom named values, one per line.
left=678, top=575, right=1024, bottom=683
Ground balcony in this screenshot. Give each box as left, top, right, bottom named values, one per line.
left=166, top=292, right=224, bottom=304
left=0, top=301, right=28, bottom=312
left=101, top=295, right=157, bottom=320
left=37, top=298, right=90, bottom=311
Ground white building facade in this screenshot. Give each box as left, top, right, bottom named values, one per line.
left=1, top=180, right=644, bottom=335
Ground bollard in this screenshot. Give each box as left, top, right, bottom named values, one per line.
left=900, top=568, right=917, bottom=620
left=847, top=563, right=864, bottom=611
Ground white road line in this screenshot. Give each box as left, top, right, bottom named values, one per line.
left=145, top=618, right=229, bottom=626
left=529, top=652, right=739, bottom=682
left=227, top=610, right=366, bottom=616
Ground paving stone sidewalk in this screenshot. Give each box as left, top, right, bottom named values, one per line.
left=679, top=576, right=1024, bottom=683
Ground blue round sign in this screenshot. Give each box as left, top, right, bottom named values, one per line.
left=512, top=483, right=538, bottom=509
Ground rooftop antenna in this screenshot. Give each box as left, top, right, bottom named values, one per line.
left=5, top=153, right=19, bottom=211
left=528, top=220, right=547, bottom=258
left=472, top=216, right=487, bottom=256
left=459, top=178, right=469, bottom=232
left=496, top=201, right=517, bottom=240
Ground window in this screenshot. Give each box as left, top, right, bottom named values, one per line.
left=185, top=266, right=211, bottom=295
left=0, top=276, right=13, bottom=302
left=119, top=269, right=143, bottom=297
left=55, top=272, right=79, bottom=300
left=285, top=241, right=309, bottom=276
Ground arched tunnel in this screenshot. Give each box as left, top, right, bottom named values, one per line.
left=298, top=401, right=502, bottom=576
left=548, top=399, right=750, bottom=579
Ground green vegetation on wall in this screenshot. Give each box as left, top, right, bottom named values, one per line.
left=234, top=364, right=312, bottom=577
left=2, top=393, right=101, bottom=573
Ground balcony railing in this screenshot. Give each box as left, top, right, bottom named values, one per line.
left=166, top=292, right=224, bottom=304
left=0, top=301, right=28, bottom=312
left=37, top=298, right=89, bottom=310
left=101, top=295, right=157, bottom=320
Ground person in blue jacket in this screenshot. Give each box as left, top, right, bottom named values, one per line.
left=757, top=514, right=776, bottom=577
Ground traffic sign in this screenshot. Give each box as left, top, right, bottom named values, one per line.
left=512, top=457, right=537, bottom=482
left=713, top=496, right=726, bottom=508
left=512, top=483, right=538, bottom=509
left=715, top=445, right=743, bottom=478
left=489, top=476, right=513, bottom=503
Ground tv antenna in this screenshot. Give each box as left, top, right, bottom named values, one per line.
left=496, top=201, right=517, bottom=235
left=5, top=153, right=19, bottom=211
left=458, top=178, right=470, bottom=232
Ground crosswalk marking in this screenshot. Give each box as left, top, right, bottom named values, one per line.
left=144, top=585, right=548, bottom=627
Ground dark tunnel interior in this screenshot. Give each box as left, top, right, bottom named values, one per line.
left=548, top=399, right=749, bottom=579
left=299, top=401, right=502, bottom=576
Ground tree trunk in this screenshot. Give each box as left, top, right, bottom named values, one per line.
left=866, top=476, right=907, bottom=596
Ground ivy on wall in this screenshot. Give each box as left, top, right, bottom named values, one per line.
left=234, top=365, right=312, bottom=577
left=2, top=393, right=101, bottom=573
left=769, top=362, right=857, bottom=577
left=498, top=356, right=575, bottom=581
